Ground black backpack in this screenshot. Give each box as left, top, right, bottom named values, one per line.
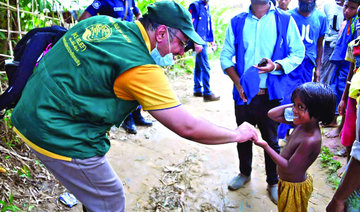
left=0, top=26, right=67, bottom=116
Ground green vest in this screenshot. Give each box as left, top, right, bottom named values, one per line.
left=12, top=16, right=155, bottom=159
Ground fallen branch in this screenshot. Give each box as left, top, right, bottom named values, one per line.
left=0, top=145, right=33, bottom=162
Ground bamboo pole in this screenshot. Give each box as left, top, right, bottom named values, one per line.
left=32, top=0, right=34, bottom=28
left=6, top=0, right=13, bottom=57
left=0, top=0, right=65, bottom=59
left=0, top=29, right=27, bottom=35
left=0, top=54, right=13, bottom=58
left=56, top=0, right=65, bottom=26
left=0, top=3, right=61, bottom=21
left=44, top=0, right=46, bottom=27
left=16, top=0, right=21, bottom=39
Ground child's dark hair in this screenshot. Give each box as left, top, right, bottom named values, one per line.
left=291, top=82, right=336, bottom=125
left=349, top=0, right=360, bottom=5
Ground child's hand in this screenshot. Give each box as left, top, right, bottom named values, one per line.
left=253, top=139, right=268, bottom=148
left=338, top=99, right=346, bottom=116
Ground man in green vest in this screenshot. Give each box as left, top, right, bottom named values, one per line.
left=11, top=1, right=258, bottom=211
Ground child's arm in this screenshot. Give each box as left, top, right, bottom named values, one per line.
left=254, top=138, right=321, bottom=172
left=254, top=139, right=289, bottom=168
left=267, top=104, right=293, bottom=124
left=327, top=158, right=360, bottom=212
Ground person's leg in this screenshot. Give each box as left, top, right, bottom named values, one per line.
left=254, top=96, right=280, bottom=185
left=341, top=98, right=357, bottom=161
left=320, top=42, right=335, bottom=85
left=31, top=150, right=125, bottom=212
left=325, top=61, right=350, bottom=138
left=235, top=103, right=256, bottom=177
left=253, top=95, right=280, bottom=204
left=197, top=44, right=211, bottom=95
left=132, top=106, right=152, bottom=126
left=121, top=113, right=137, bottom=134
left=193, top=52, right=202, bottom=95
left=334, top=62, right=351, bottom=110
left=196, top=44, right=219, bottom=101
left=228, top=102, right=255, bottom=190
left=325, top=64, right=345, bottom=136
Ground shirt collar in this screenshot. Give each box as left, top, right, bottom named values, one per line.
left=135, top=21, right=151, bottom=54
left=247, top=2, right=275, bottom=18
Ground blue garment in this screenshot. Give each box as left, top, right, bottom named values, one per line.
left=220, top=3, right=305, bottom=105
left=289, top=9, right=327, bottom=66
left=277, top=57, right=315, bottom=138
left=193, top=44, right=212, bottom=95
left=331, top=60, right=351, bottom=112
left=189, top=0, right=214, bottom=42
left=189, top=1, right=214, bottom=95
left=330, top=16, right=358, bottom=62
left=277, top=9, right=327, bottom=139
left=240, top=66, right=260, bottom=102
left=85, top=0, right=140, bottom=22
left=329, top=16, right=358, bottom=111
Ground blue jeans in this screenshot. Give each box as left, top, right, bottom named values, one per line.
left=330, top=60, right=351, bottom=113
left=194, top=44, right=211, bottom=95
left=234, top=94, right=280, bottom=185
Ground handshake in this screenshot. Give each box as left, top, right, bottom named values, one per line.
left=236, top=122, right=270, bottom=148
left=235, top=122, right=259, bottom=143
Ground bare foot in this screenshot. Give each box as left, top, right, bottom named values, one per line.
left=321, top=123, right=338, bottom=128
left=321, top=117, right=338, bottom=128
left=325, top=128, right=340, bottom=138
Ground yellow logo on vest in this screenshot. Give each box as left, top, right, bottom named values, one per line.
left=82, top=24, right=112, bottom=42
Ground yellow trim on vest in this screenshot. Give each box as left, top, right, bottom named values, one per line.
left=135, top=21, right=151, bottom=54
left=13, top=127, right=72, bottom=161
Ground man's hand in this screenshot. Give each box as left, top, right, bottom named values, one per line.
left=235, top=82, right=247, bottom=103
left=236, top=122, right=258, bottom=143
left=194, top=43, right=203, bottom=54
left=255, top=58, right=276, bottom=74
left=338, top=99, right=346, bottom=116
left=326, top=198, right=345, bottom=212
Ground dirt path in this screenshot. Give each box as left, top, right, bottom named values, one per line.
left=69, top=61, right=337, bottom=211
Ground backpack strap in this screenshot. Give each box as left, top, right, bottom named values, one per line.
left=0, top=26, right=67, bottom=112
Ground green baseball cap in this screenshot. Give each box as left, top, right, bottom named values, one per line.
left=146, top=1, right=205, bottom=45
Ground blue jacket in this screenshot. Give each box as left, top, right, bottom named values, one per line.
left=85, top=0, right=140, bottom=22
left=231, top=8, right=291, bottom=105
left=330, top=16, right=358, bottom=62
left=189, top=0, right=214, bottom=42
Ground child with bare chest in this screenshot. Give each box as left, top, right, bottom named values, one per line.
left=254, top=82, right=336, bottom=212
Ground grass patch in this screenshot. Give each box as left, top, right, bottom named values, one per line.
left=319, top=146, right=342, bottom=189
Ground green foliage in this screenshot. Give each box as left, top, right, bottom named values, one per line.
left=137, top=0, right=157, bottom=14
left=17, top=164, right=31, bottom=178
left=0, top=193, right=21, bottom=212
left=0, top=0, right=65, bottom=56
left=1, top=110, right=20, bottom=148
left=17, top=0, right=63, bottom=31
left=319, top=146, right=342, bottom=189
left=137, top=0, right=193, bottom=14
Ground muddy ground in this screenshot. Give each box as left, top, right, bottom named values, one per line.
left=0, top=60, right=345, bottom=212
left=66, top=61, right=346, bottom=212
